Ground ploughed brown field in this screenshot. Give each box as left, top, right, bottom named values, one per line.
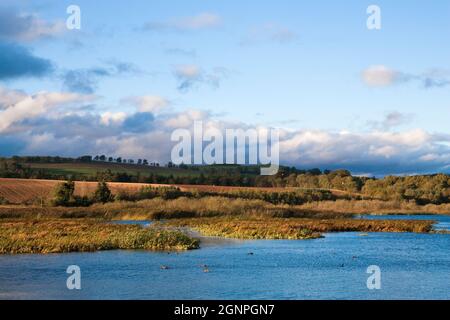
left=0, top=178, right=322, bottom=204
left=0, top=178, right=153, bottom=204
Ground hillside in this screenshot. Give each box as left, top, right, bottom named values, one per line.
left=1, top=157, right=449, bottom=205
left=0, top=178, right=314, bottom=204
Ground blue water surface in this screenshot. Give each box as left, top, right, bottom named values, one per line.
left=0, top=215, right=449, bottom=300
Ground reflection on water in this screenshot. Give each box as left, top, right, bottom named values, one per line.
left=0, top=215, right=449, bottom=300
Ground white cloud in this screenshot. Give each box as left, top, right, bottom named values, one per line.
left=121, top=95, right=170, bottom=113
left=362, top=65, right=398, bottom=87
left=0, top=87, right=96, bottom=132
left=362, top=66, right=450, bottom=89
left=175, top=64, right=201, bottom=79
left=173, top=65, right=228, bottom=92
left=164, top=109, right=208, bottom=128
left=0, top=9, right=66, bottom=41
left=100, top=112, right=127, bottom=125
left=1, top=87, right=450, bottom=174
left=0, top=87, right=27, bottom=109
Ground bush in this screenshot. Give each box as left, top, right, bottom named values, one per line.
left=0, top=196, right=9, bottom=205
left=92, top=181, right=113, bottom=203
left=52, top=181, right=75, bottom=206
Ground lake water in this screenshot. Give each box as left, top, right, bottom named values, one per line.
left=0, top=215, right=449, bottom=300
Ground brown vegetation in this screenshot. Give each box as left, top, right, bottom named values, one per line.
left=166, top=217, right=435, bottom=240
left=0, top=219, right=199, bottom=254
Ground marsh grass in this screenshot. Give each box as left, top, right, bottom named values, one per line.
left=297, top=199, right=450, bottom=215
left=166, top=217, right=435, bottom=240
left=0, top=219, right=199, bottom=254
left=1, top=197, right=448, bottom=223
left=95, top=197, right=355, bottom=220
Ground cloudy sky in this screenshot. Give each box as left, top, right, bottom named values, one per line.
left=1, top=0, right=450, bottom=175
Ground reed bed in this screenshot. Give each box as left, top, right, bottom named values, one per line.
left=297, top=200, right=450, bottom=215
left=166, top=217, right=435, bottom=240
left=0, top=219, right=199, bottom=254
left=0, top=197, right=355, bottom=220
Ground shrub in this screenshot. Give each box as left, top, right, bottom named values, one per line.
left=92, top=181, right=113, bottom=203
left=0, top=196, right=9, bottom=205
left=52, top=180, right=75, bottom=206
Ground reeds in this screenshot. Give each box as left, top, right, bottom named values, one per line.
left=0, top=219, right=199, bottom=254
left=166, top=217, right=435, bottom=240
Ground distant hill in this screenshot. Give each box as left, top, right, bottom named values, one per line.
left=0, top=156, right=449, bottom=205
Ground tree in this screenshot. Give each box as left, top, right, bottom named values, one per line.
left=52, top=180, right=75, bottom=206
left=143, top=159, right=149, bottom=165
left=77, top=155, right=92, bottom=162
left=108, top=157, right=114, bottom=162
left=99, top=155, right=106, bottom=161
left=116, top=157, right=122, bottom=163
left=92, top=181, right=113, bottom=203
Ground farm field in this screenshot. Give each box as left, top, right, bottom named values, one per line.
left=25, top=162, right=201, bottom=178
left=0, top=177, right=311, bottom=204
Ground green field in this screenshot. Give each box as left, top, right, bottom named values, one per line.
left=24, top=162, right=263, bottom=179
left=26, top=162, right=200, bottom=178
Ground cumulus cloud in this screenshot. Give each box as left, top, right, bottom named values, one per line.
left=240, top=23, right=299, bottom=45
left=174, top=65, right=228, bottom=92
left=0, top=8, right=65, bottom=42
left=100, top=112, right=127, bottom=126
left=142, top=13, right=221, bottom=32
left=0, top=86, right=27, bottom=108
left=121, top=95, right=170, bottom=114
left=362, top=65, right=450, bottom=89
left=1, top=87, right=450, bottom=175
left=0, top=41, right=53, bottom=80
left=279, top=129, right=450, bottom=174
left=0, top=87, right=96, bottom=133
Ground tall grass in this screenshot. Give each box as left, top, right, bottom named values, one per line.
left=1, top=197, right=449, bottom=222
left=0, top=219, right=199, bottom=254
left=167, top=217, right=435, bottom=240
left=297, top=199, right=450, bottom=215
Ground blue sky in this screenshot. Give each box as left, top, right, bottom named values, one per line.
left=1, top=0, right=450, bottom=175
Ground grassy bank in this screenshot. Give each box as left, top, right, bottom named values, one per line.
left=0, top=197, right=356, bottom=220
left=167, top=217, right=435, bottom=240
left=1, top=197, right=448, bottom=223
left=296, top=200, right=450, bottom=215
left=0, top=219, right=199, bottom=254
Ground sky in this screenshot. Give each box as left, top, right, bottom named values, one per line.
left=0, top=0, right=450, bottom=175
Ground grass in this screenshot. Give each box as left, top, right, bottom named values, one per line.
left=0, top=193, right=443, bottom=255
left=26, top=162, right=206, bottom=178
left=1, top=196, right=449, bottom=223
left=166, top=217, right=435, bottom=240
left=86, top=197, right=356, bottom=220
left=0, top=219, right=199, bottom=254
left=297, top=199, right=450, bottom=215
